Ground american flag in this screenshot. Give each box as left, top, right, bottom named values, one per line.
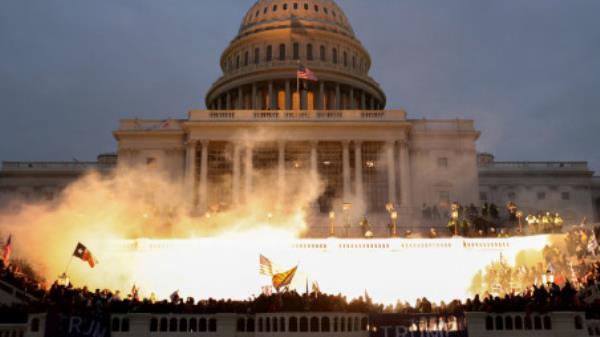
left=259, top=254, right=273, bottom=276
left=297, top=65, right=318, bottom=82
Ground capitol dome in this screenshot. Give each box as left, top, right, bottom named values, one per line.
left=205, top=0, right=386, bottom=111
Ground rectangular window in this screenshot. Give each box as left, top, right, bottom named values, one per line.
left=320, top=45, right=326, bottom=61
left=293, top=43, right=300, bottom=60
left=537, top=192, right=546, bottom=200
left=306, top=44, right=313, bottom=60
left=266, top=45, right=272, bottom=62
left=437, top=157, right=448, bottom=168
left=146, top=157, right=157, bottom=168
left=254, top=48, right=260, bottom=64
left=479, top=192, right=488, bottom=201
left=561, top=192, right=570, bottom=200
left=439, top=191, right=450, bottom=205
left=279, top=44, right=286, bottom=60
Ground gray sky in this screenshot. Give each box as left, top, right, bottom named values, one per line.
left=1, top=0, right=599, bottom=173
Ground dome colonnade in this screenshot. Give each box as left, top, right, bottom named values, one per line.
left=205, top=0, right=386, bottom=111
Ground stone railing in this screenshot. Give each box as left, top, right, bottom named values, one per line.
left=118, top=119, right=183, bottom=131
left=188, top=110, right=406, bottom=122
left=1, top=161, right=105, bottom=172
left=479, top=161, right=590, bottom=171
left=410, top=119, right=476, bottom=132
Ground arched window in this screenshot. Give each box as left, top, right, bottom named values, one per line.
left=525, top=316, right=532, bottom=330
left=266, top=317, right=271, bottom=332
left=575, top=316, right=583, bottom=330
left=283, top=4, right=288, bottom=10
left=310, top=317, right=319, bottom=332
left=293, top=43, right=300, bottom=60
left=315, top=5, right=319, bottom=12
left=334, top=317, right=339, bottom=332
left=543, top=316, right=552, bottom=330
left=495, top=316, right=503, bottom=330
left=160, top=318, right=168, bottom=332
left=169, top=318, right=177, bottom=332
left=289, top=317, right=298, bottom=332
left=258, top=318, right=263, bottom=332
left=149, top=318, right=158, bottom=332
left=293, top=3, right=298, bottom=10
left=279, top=44, right=286, bottom=60
left=304, top=3, right=309, bottom=10
left=280, top=317, right=285, bottom=332
left=354, top=317, right=359, bottom=331
left=189, top=318, right=197, bottom=332
left=320, top=45, right=326, bottom=61
left=179, top=318, right=187, bottom=332
left=244, top=51, right=249, bottom=67
left=341, top=317, right=346, bottom=332
left=199, top=318, right=207, bottom=332
left=247, top=318, right=255, bottom=332
left=208, top=318, right=217, bottom=332
left=254, top=48, right=260, bottom=64
left=515, top=316, right=523, bottom=330
left=321, top=317, right=330, bottom=332
left=307, top=44, right=313, bottom=61
left=300, top=317, right=308, bottom=332
left=483, top=316, right=494, bottom=330
left=534, top=316, right=542, bottom=330
left=347, top=317, right=353, bottom=331
left=505, top=316, right=513, bottom=330
left=266, top=45, right=273, bottom=62
left=111, top=318, right=120, bottom=332
left=361, top=317, right=368, bottom=331
left=273, top=5, right=277, bottom=11
left=121, top=318, right=129, bottom=332
left=273, top=317, right=278, bottom=332
left=29, top=318, right=39, bottom=333
left=237, top=318, right=245, bottom=332
left=332, top=48, right=338, bottom=64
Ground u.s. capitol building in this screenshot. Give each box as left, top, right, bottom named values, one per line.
left=1, top=0, right=598, bottom=229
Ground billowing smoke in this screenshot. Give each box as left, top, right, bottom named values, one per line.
left=0, top=154, right=323, bottom=295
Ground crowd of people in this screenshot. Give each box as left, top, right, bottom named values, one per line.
left=1, top=252, right=600, bottom=323
left=418, top=200, right=591, bottom=239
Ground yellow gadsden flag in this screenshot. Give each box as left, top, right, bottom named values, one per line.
left=272, top=265, right=298, bottom=292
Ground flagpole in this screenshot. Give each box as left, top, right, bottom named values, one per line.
left=63, top=255, right=74, bottom=274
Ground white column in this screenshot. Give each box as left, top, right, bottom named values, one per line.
left=399, top=140, right=412, bottom=208
left=237, top=87, right=243, bottom=109
left=285, top=80, right=292, bottom=110
left=244, top=145, right=253, bottom=202
left=232, top=142, right=241, bottom=205
left=354, top=141, right=363, bottom=200
left=310, top=141, right=318, bottom=182
left=252, top=84, right=257, bottom=109
left=268, top=81, right=274, bottom=110
left=278, top=141, right=285, bottom=197
left=387, top=141, right=397, bottom=205
left=335, top=84, right=341, bottom=109
left=185, top=141, right=197, bottom=204
left=342, top=141, right=351, bottom=202
left=199, top=141, right=209, bottom=211
left=319, top=81, right=325, bottom=110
